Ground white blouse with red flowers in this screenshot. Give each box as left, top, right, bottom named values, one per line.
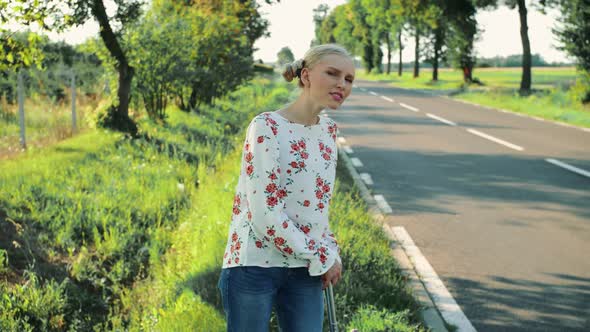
left=221, top=111, right=341, bottom=276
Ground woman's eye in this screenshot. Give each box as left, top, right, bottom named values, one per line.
left=346, top=79, right=353, bottom=83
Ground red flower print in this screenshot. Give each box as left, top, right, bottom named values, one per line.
left=299, top=141, right=306, bottom=148
left=323, top=153, right=330, bottom=161
left=245, top=143, right=250, bottom=151
left=232, top=232, right=238, bottom=242
left=277, top=189, right=287, bottom=199
left=315, top=190, right=323, bottom=199
left=309, top=240, right=315, bottom=246
left=266, top=183, right=277, bottom=193
left=323, top=184, right=330, bottom=193
left=267, top=196, right=278, bottom=207
left=257, top=136, right=265, bottom=143
left=235, top=242, right=241, bottom=250
left=316, top=178, right=323, bottom=186
left=247, top=211, right=252, bottom=220
left=290, top=161, right=298, bottom=168
left=246, top=165, right=254, bottom=175
left=298, top=161, right=305, bottom=168
left=303, top=200, right=310, bottom=207
left=234, top=257, right=239, bottom=264
left=326, top=147, right=332, bottom=154
left=301, top=152, right=309, bottom=159
left=301, top=225, right=310, bottom=234
left=234, top=195, right=241, bottom=206
left=274, top=237, right=286, bottom=246
left=317, top=202, right=324, bottom=209
left=319, top=142, right=325, bottom=150
left=284, top=247, right=293, bottom=255
left=319, top=246, right=327, bottom=253
left=282, top=221, right=288, bottom=229
left=267, top=228, right=276, bottom=236
left=245, top=152, right=253, bottom=162
left=230, top=245, right=235, bottom=253
left=269, top=172, right=277, bottom=180
left=272, top=127, right=278, bottom=135
left=256, top=240, right=263, bottom=248
left=287, top=169, right=292, bottom=174
left=320, top=254, right=327, bottom=264
left=233, top=207, right=240, bottom=215
left=277, top=167, right=281, bottom=174
left=291, top=143, right=300, bottom=151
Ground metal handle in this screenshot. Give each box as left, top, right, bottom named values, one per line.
left=325, top=283, right=338, bottom=332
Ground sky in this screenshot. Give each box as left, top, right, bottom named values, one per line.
left=23, top=0, right=572, bottom=64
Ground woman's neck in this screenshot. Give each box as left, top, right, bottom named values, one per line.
left=280, top=94, right=324, bottom=126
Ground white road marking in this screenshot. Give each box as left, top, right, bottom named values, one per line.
left=380, top=96, right=394, bottom=102
left=338, top=137, right=346, bottom=144
left=426, top=113, right=457, bottom=126
left=392, top=226, right=477, bottom=332
left=374, top=194, right=393, bottom=214
left=350, top=157, right=364, bottom=167
left=369, top=91, right=378, bottom=96
left=399, top=103, right=419, bottom=112
left=546, top=158, right=590, bottom=179
left=466, top=128, right=524, bottom=151
left=360, top=172, right=374, bottom=185
left=343, top=145, right=354, bottom=154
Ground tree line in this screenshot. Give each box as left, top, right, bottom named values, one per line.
left=309, top=0, right=589, bottom=102
left=1, top=0, right=279, bottom=135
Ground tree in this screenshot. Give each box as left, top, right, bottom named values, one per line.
left=1, top=0, right=144, bottom=134
left=552, top=0, right=590, bottom=103
left=312, top=4, right=331, bottom=46
left=277, top=46, right=295, bottom=66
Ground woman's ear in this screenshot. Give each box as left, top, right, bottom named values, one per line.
left=300, top=68, right=311, bottom=88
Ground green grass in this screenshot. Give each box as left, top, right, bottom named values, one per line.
left=357, top=66, right=590, bottom=129
left=1, top=73, right=427, bottom=331
left=0, top=90, right=101, bottom=158
left=121, top=127, right=426, bottom=332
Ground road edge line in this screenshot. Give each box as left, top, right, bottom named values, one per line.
left=336, top=139, right=450, bottom=332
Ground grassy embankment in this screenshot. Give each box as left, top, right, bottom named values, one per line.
left=1, top=75, right=427, bottom=331
left=357, top=67, right=590, bottom=129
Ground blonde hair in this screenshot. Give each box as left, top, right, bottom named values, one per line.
left=282, top=43, right=352, bottom=88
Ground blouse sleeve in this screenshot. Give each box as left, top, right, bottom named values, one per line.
left=324, top=231, right=342, bottom=264
left=242, top=115, right=337, bottom=276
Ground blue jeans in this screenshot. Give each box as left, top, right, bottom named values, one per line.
left=217, top=266, right=324, bottom=332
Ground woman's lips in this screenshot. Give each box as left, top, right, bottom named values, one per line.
left=330, top=93, right=343, bottom=102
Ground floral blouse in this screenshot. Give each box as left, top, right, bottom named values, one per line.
left=221, top=111, right=341, bottom=276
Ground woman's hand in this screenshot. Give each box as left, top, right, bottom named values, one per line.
left=321, top=260, right=342, bottom=290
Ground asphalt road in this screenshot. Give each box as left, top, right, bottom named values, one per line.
left=325, top=80, right=590, bottom=332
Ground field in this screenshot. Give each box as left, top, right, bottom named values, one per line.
left=357, top=66, right=590, bottom=128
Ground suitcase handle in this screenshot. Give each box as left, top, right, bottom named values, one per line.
left=325, top=283, right=339, bottom=332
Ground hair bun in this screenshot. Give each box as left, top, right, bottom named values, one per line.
left=282, top=59, right=305, bottom=82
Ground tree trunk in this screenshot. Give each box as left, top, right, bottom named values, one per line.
left=413, top=25, right=420, bottom=78
left=517, top=0, right=531, bottom=94
left=398, top=30, right=403, bottom=76
left=433, top=26, right=444, bottom=82
left=91, top=0, right=135, bottom=131
left=386, top=32, right=392, bottom=75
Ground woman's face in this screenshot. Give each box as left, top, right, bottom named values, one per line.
left=302, top=54, right=355, bottom=110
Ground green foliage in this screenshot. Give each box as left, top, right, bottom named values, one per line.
left=276, top=46, right=295, bottom=66
left=126, top=1, right=269, bottom=119
left=346, top=306, right=420, bottom=332
left=0, top=272, right=69, bottom=332
left=553, top=0, right=590, bottom=102
left=0, top=75, right=294, bottom=330
left=0, top=249, right=8, bottom=273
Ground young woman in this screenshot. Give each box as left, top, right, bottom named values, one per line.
left=217, top=43, right=355, bottom=332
